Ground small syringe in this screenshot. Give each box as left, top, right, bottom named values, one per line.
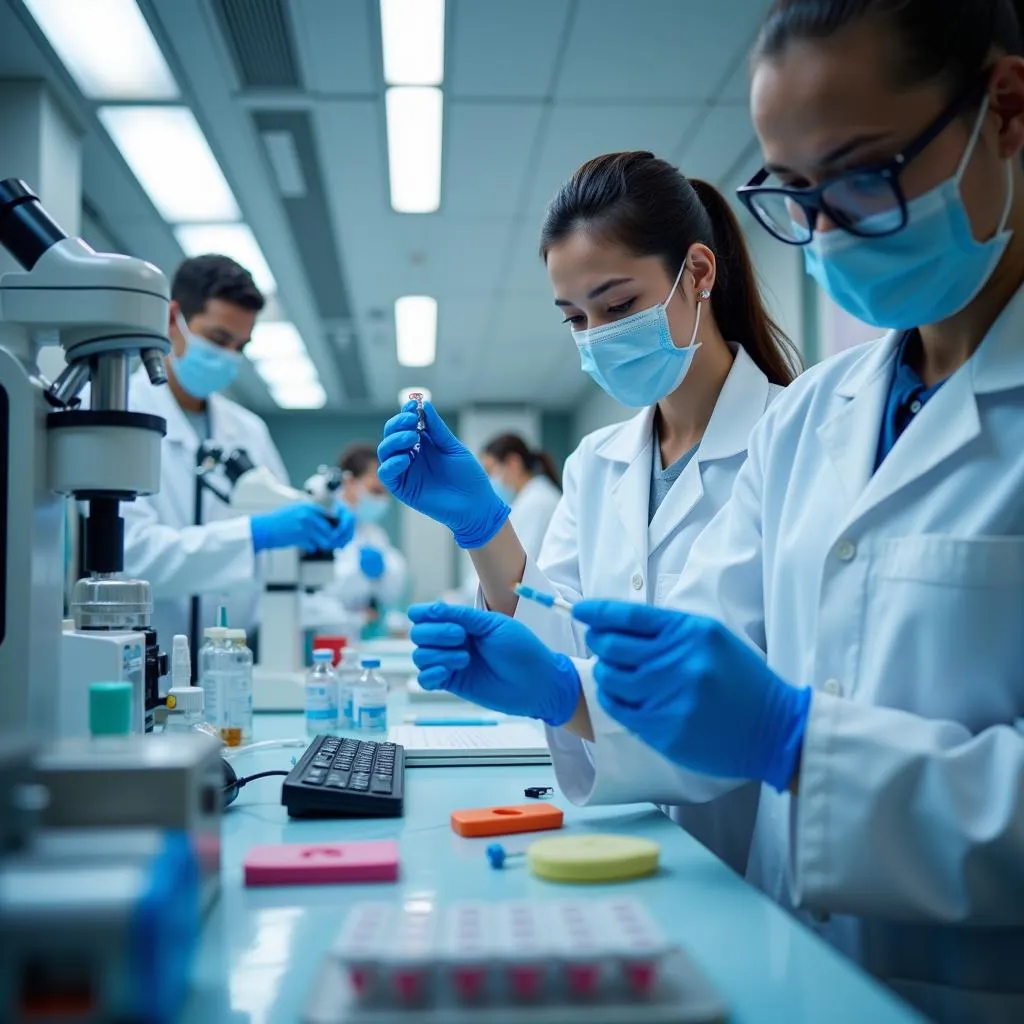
left=512, top=583, right=575, bottom=617
left=408, top=392, right=425, bottom=457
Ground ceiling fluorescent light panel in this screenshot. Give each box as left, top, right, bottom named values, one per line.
left=174, top=224, right=276, bottom=294
left=246, top=320, right=309, bottom=362
left=98, top=106, right=240, bottom=223
left=24, top=0, right=179, bottom=99
left=271, top=380, right=327, bottom=410
left=380, top=0, right=445, bottom=86
left=395, top=295, right=437, bottom=368
left=385, top=87, right=443, bottom=214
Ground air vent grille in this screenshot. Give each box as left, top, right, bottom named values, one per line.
left=214, top=0, right=301, bottom=89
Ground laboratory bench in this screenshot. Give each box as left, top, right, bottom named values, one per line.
left=183, top=710, right=923, bottom=1024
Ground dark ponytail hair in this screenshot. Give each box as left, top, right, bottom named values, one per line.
left=483, top=433, right=561, bottom=491
left=539, top=151, right=800, bottom=387
left=755, top=0, right=1023, bottom=100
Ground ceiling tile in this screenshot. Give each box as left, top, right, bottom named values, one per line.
left=447, top=0, right=571, bottom=99
left=554, top=0, right=768, bottom=102
left=444, top=101, right=546, bottom=217
left=290, top=0, right=378, bottom=94
left=673, top=104, right=756, bottom=184
left=524, top=102, right=705, bottom=213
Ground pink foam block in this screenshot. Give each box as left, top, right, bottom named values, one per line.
left=243, top=841, right=399, bottom=886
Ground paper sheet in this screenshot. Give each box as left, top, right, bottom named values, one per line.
left=388, top=721, right=547, bottom=754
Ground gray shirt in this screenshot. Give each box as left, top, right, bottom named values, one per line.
left=649, top=430, right=697, bottom=523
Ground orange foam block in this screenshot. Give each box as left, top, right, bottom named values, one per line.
left=450, top=803, right=564, bottom=838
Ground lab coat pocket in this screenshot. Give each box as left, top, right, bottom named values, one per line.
left=865, top=535, right=1024, bottom=723
left=655, top=573, right=680, bottom=605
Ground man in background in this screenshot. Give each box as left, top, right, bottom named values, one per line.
left=121, top=253, right=354, bottom=660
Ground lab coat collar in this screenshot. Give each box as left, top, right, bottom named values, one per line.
left=968, top=281, right=1024, bottom=394
left=131, top=365, right=223, bottom=448
left=592, top=345, right=770, bottom=466
left=593, top=405, right=655, bottom=465
left=696, top=345, right=772, bottom=461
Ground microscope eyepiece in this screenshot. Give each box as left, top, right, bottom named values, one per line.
left=0, top=179, right=68, bottom=271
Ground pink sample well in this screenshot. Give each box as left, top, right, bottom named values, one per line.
left=243, top=840, right=399, bottom=887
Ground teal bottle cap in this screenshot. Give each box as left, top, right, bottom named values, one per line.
left=89, top=681, right=133, bottom=736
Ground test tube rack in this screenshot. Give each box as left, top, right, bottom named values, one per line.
left=303, top=898, right=727, bottom=1023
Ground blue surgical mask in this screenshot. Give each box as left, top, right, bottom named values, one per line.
left=171, top=314, right=242, bottom=399
left=355, top=491, right=390, bottom=525
left=803, top=99, right=1014, bottom=330
left=488, top=473, right=516, bottom=506
left=572, top=264, right=705, bottom=408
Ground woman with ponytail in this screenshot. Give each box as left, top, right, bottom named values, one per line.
left=379, top=151, right=799, bottom=873
left=481, top=433, right=562, bottom=566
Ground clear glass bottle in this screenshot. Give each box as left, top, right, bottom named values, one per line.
left=198, top=626, right=228, bottom=735
left=336, top=647, right=362, bottom=729
left=221, top=629, right=254, bottom=747
left=353, top=658, right=388, bottom=735
left=306, top=649, right=338, bottom=736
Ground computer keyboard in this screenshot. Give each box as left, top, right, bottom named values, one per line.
left=282, top=735, right=405, bottom=818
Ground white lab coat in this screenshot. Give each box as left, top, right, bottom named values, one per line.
left=121, top=367, right=289, bottom=649
left=460, top=474, right=563, bottom=601
left=302, top=520, right=408, bottom=626
left=518, top=346, right=781, bottom=874
left=509, top=474, right=562, bottom=559
left=569, top=293, right=1024, bottom=1022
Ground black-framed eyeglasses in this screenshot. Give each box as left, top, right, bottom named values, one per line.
left=736, top=80, right=988, bottom=245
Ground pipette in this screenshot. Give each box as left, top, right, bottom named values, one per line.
left=512, top=583, right=575, bottom=617
left=408, top=392, right=425, bottom=457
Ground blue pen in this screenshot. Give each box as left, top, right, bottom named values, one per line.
left=407, top=717, right=500, bottom=726
left=513, top=582, right=575, bottom=617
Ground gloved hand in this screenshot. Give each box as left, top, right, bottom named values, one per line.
left=377, top=401, right=509, bottom=549
left=573, top=601, right=811, bottom=792
left=408, top=602, right=581, bottom=726
left=359, top=546, right=386, bottom=580
left=250, top=502, right=356, bottom=555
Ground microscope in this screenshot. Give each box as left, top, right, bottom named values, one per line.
left=0, top=181, right=219, bottom=1020
left=0, top=179, right=172, bottom=739
left=196, top=444, right=343, bottom=696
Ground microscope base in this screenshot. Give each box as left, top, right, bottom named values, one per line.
left=59, top=629, right=148, bottom=736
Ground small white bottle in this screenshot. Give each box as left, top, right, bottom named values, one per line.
left=336, top=647, right=362, bottom=729
left=164, top=635, right=220, bottom=740
left=353, top=658, right=388, bottom=735
left=306, top=649, right=338, bottom=737
left=222, top=628, right=254, bottom=747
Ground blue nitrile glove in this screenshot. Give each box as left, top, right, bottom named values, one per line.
left=359, top=546, right=386, bottom=580
left=251, top=502, right=356, bottom=555
left=573, top=601, right=811, bottom=792
left=408, top=602, right=581, bottom=726
left=377, top=401, right=510, bottom=549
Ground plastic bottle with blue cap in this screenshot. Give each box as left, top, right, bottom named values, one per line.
left=353, top=658, right=388, bottom=734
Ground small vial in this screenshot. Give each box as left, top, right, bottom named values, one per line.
left=306, top=649, right=338, bottom=736
left=442, top=902, right=493, bottom=1004
left=495, top=901, right=549, bottom=1002
left=409, top=392, right=425, bottom=456
left=352, top=658, right=388, bottom=734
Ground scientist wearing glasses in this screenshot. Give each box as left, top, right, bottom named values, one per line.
left=405, top=1, right=1024, bottom=1020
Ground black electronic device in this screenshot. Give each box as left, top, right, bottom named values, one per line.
left=281, top=736, right=405, bottom=818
